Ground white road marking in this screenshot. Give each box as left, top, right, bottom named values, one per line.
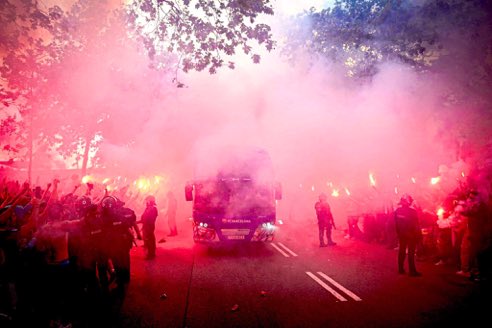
left=271, top=242, right=290, bottom=257
left=317, top=272, right=362, bottom=301
left=305, top=272, right=348, bottom=302
left=277, top=242, right=298, bottom=257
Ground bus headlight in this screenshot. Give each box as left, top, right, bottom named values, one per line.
left=262, top=222, right=275, bottom=231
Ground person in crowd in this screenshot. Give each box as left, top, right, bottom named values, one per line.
left=394, top=194, right=422, bottom=277
left=414, top=208, right=438, bottom=262
left=314, top=193, right=337, bottom=247
left=64, top=196, right=109, bottom=323
left=448, top=200, right=470, bottom=276
left=140, top=195, right=158, bottom=260
left=345, top=215, right=360, bottom=240
left=101, top=195, right=141, bottom=286
left=166, top=191, right=178, bottom=237
left=0, top=183, right=30, bottom=226
left=462, top=189, right=490, bottom=282
left=0, top=182, right=31, bottom=322
left=435, top=208, right=453, bottom=266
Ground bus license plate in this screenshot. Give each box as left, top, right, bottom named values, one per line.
left=227, top=235, right=245, bottom=240
left=221, top=229, right=250, bottom=236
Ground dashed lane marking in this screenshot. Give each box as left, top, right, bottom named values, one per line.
left=306, top=271, right=348, bottom=302
left=271, top=242, right=290, bottom=257
left=317, top=271, right=362, bottom=301
left=277, top=242, right=298, bottom=257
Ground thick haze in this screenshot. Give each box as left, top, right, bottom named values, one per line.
left=14, top=1, right=490, bottom=225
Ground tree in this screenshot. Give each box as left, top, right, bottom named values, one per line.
left=127, top=0, right=276, bottom=78
left=0, top=0, right=69, bottom=181
left=283, top=0, right=492, bottom=86
left=1, top=0, right=278, bottom=176
left=37, top=1, right=166, bottom=175
left=283, top=0, right=492, bottom=161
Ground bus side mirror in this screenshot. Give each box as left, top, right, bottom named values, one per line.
left=185, top=183, right=193, bottom=201
left=274, top=182, right=282, bottom=200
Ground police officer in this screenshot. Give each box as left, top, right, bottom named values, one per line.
left=462, top=189, right=490, bottom=281
left=101, top=196, right=141, bottom=286
left=141, top=195, right=158, bottom=260
left=314, top=193, right=337, bottom=247
left=394, top=194, right=422, bottom=277
left=71, top=196, right=107, bottom=313
left=44, top=196, right=109, bottom=320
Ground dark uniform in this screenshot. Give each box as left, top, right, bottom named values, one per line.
left=462, top=190, right=490, bottom=281
left=101, top=196, right=141, bottom=285
left=315, top=193, right=336, bottom=247
left=67, top=202, right=108, bottom=316
left=141, top=196, right=158, bottom=260
left=394, top=194, right=421, bottom=276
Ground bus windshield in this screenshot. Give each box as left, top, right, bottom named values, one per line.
left=193, top=177, right=274, bottom=217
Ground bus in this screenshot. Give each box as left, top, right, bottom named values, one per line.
left=185, top=146, right=282, bottom=242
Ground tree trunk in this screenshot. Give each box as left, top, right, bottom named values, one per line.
left=81, top=134, right=92, bottom=177
left=27, top=108, right=33, bottom=184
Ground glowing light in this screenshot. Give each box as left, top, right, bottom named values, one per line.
left=411, top=177, right=416, bottom=184
left=369, top=173, right=376, bottom=187
left=311, top=185, right=315, bottom=192
left=344, top=187, right=350, bottom=196
left=394, top=187, right=398, bottom=194
left=461, top=171, right=465, bottom=178
left=154, top=175, right=162, bottom=184
left=430, top=177, right=440, bottom=185
left=437, top=207, right=445, bottom=218
left=81, top=175, right=92, bottom=184
left=331, top=189, right=339, bottom=197
left=136, top=177, right=151, bottom=190
left=102, top=178, right=110, bottom=184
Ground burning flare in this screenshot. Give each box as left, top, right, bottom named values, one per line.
left=369, top=172, right=376, bottom=187
left=430, top=177, right=440, bottom=185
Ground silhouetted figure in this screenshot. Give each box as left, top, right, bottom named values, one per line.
left=314, top=193, right=336, bottom=247
left=394, top=194, right=421, bottom=277
left=462, top=189, right=490, bottom=281
left=141, top=195, right=158, bottom=260
left=101, top=196, right=141, bottom=284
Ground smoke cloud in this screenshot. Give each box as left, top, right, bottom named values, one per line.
left=13, top=1, right=491, bottom=227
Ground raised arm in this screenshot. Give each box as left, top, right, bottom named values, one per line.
left=0, top=184, right=29, bottom=225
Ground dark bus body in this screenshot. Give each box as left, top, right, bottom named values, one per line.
left=185, top=148, right=281, bottom=242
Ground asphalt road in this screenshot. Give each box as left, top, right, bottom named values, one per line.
left=113, top=221, right=490, bottom=328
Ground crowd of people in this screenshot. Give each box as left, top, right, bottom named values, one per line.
left=0, top=177, right=171, bottom=327
left=2, top=172, right=491, bottom=326
left=337, top=183, right=492, bottom=281
left=431, top=186, right=492, bottom=281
